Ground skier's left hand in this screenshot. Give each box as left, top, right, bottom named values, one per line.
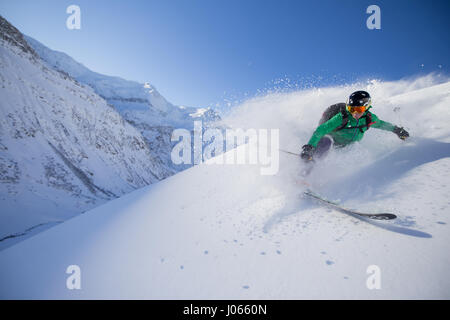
left=393, top=126, right=409, bottom=140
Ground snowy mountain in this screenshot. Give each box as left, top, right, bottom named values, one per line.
left=24, top=35, right=221, bottom=176
left=1, top=73, right=449, bottom=298
left=0, top=16, right=220, bottom=249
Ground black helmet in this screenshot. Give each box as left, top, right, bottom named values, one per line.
left=347, top=91, right=371, bottom=107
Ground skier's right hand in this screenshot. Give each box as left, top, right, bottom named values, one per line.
left=300, top=144, right=315, bottom=161
left=393, top=126, right=409, bottom=140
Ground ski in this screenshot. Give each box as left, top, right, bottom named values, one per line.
left=304, top=189, right=397, bottom=220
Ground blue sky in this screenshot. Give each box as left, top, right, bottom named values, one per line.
left=1, top=0, right=449, bottom=108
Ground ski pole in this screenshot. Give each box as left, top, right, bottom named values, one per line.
left=279, top=149, right=300, bottom=157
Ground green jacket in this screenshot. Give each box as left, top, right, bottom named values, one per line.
left=308, top=107, right=396, bottom=147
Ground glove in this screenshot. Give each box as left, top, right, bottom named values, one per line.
left=300, top=144, right=315, bottom=161
left=393, top=126, right=409, bottom=140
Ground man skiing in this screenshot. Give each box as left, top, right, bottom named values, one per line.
left=300, top=90, right=409, bottom=162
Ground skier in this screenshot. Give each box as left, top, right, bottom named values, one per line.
left=300, top=90, right=409, bottom=162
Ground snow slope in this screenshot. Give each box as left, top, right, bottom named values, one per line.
left=0, top=77, right=449, bottom=299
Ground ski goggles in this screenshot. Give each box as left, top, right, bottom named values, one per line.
left=346, top=105, right=367, bottom=114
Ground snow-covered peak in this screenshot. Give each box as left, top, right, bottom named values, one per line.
left=189, top=107, right=209, bottom=118
left=24, top=35, right=88, bottom=78
left=24, top=34, right=222, bottom=130
left=25, top=35, right=175, bottom=114
left=0, top=16, right=37, bottom=59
